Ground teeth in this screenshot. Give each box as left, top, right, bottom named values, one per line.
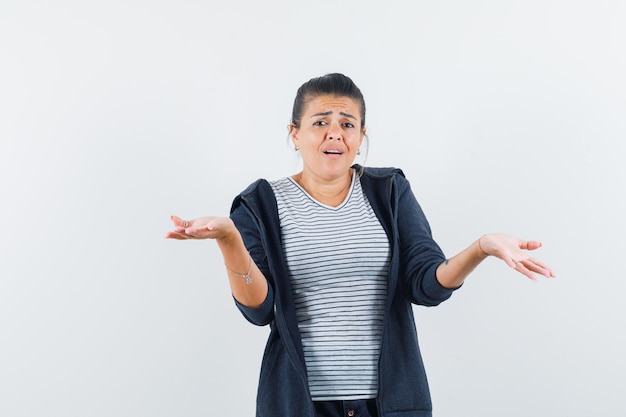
left=325, top=150, right=342, bottom=154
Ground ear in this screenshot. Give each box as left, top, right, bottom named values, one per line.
left=289, top=123, right=299, bottom=146
left=360, top=127, right=367, bottom=146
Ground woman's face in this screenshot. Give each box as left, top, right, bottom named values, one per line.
left=290, top=95, right=365, bottom=182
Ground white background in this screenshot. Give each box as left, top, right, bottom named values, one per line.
left=1, top=1, right=625, bottom=416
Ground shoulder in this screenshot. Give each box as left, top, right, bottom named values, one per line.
left=238, top=178, right=272, bottom=197
left=230, top=178, right=275, bottom=214
left=357, top=164, right=406, bottom=180
left=357, top=165, right=410, bottom=191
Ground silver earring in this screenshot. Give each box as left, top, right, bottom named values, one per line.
left=357, top=148, right=361, bottom=155
left=294, top=146, right=300, bottom=152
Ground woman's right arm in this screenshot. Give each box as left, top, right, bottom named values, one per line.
left=166, top=215, right=269, bottom=308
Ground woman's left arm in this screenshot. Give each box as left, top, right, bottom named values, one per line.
left=436, top=233, right=556, bottom=289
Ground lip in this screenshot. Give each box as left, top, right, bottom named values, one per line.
left=322, top=148, right=345, bottom=156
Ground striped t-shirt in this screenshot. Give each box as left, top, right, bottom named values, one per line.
left=270, top=171, right=390, bottom=401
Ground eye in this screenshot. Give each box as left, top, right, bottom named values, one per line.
left=343, top=122, right=355, bottom=128
left=313, top=120, right=327, bottom=126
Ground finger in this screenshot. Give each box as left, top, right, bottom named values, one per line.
left=183, top=224, right=212, bottom=238
left=520, top=240, right=542, bottom=251
left=171, top=227, right=185, bottom=237
left=170, top=215, right=192, bottom=229
left=165, top=231, right=189, bottom=240
left=522, top=258, right=555, bottom=278
left=170, top=215, right=184, bottom=226
left=503, top=252, right=518, bottom=269
left=531, top=258, right=555, bottom=277
left=505, top=258, right=517, bottom=269
left=515, top=261, right=538, bottom=282
left=184, top=228, right=200, bottom=237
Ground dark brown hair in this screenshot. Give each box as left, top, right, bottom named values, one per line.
left=291, top=73, right=366, bottom=129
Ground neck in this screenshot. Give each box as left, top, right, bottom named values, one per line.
left=293, top=169, right=353, bottom=207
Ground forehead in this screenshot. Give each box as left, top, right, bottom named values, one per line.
left=304, top=95, right=361, bottom=116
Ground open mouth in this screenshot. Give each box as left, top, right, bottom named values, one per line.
left=323, top=149, right=344, bottom=155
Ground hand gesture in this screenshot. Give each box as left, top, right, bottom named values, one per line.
left=165, top=215, right=237, bottom=241
left=478, top=233, right=555, bottom=281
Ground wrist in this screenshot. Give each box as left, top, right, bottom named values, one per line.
left=477, top=235, right=489, bottom=258
left=215, top=220, right=243, bottom=248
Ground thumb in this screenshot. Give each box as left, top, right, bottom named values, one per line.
left=520, top=240, right=542, bottom=251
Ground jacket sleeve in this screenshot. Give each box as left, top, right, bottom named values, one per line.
left=395, top=175, right=458, bottom=306
left=230, top=198, right=275, bottom=326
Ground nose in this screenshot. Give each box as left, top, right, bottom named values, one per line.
left=326, top=121, right=343, bottom=140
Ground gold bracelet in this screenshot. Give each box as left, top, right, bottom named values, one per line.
left=225, top=253, right=253, bottom=285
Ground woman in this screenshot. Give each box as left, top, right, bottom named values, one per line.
left=166, top=73, right=554, bottom=417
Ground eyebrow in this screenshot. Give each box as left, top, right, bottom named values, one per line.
left=311, top=111, right=357, bottom=120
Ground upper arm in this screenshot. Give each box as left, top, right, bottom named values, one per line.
left=395, top=178, right=455, bottom=306
left=230, top=202, right=275, bottom=325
